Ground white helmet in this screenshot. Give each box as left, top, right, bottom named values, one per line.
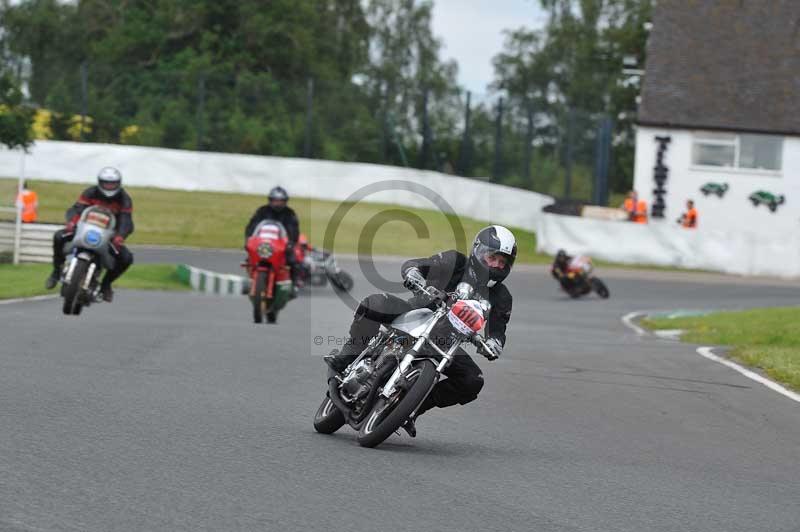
left=97, top=167, right=122, bottom=198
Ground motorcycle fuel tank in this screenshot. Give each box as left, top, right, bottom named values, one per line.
left=390, top=308, right=434, bottom=338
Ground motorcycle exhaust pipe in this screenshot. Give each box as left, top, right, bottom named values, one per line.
left=326, top=368, right=352, bottom=419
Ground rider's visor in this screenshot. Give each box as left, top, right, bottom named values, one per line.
left=99, top=180, right=120, bottom=191
left=475, top=243, right=511, bottom=270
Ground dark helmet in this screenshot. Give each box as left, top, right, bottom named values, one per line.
left=468, top=225, right=517, bottom=287
left=268, top=186, right=289, bottom=206
left=556, top=249, right=568, bottom=262
left=97, top=167, right=122, bottom=198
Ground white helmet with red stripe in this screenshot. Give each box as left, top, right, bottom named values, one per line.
left=97, top=167, right=122, bottom=198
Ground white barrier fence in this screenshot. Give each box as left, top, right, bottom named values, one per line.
left=0, top=222, right=59, bottom=263
left=0, top=141, right=553, bottom=232
left=536, top=213, right=800, bottom=278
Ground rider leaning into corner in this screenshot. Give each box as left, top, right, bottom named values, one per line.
left=244, top=186, right=301, bottom=298
left=325, top=225, right=516, bottom=437
left=550, top=249, right=573, bottom=283
left=45, top=167, right=134, bottom=302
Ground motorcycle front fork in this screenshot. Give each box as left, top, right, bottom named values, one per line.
left=380, top=336, right=459, bottom=400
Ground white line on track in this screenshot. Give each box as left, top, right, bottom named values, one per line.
left=0, top=295, right=58, bottom=306
left=621, top=311, right=649, bottom=335
left=697, top=347, right=800, bottom=404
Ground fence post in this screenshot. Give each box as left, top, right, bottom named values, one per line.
left=417, top=87, right=431, bottom=169
left=196, top=74, right=206, bottom=150
left=593, top=115, right=612, bottom=205
left=79, top=61, right=88, bottom=141
left=492, top=97, right=504, bottom=183
left=303, top=77, right=314, bottom=158
left=457, top=91, right=472, bottom=176
left=564, top=108, right=574, bottom=199
left=386, top=112, right=409, bottom=167
left=12, top=149, right=26, bottom=265
left=523, top=102, right=534, bottom=189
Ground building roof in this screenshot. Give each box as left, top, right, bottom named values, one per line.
left=638, top=0, right=800, bottom=136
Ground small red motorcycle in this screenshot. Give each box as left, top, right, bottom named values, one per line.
left=558, top=255, right=610, bottom=299
left=243, top=221, right=294, bottom=324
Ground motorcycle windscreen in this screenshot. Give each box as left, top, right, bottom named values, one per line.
left=390, top=308, right=435, bottom=338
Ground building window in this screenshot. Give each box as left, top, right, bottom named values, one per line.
left=692, top=132, right=783, bottom=172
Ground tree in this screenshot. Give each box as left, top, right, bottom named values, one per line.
left=489, top=0, right=653, bottom=196
left=0, top=71, right=34, bottom=149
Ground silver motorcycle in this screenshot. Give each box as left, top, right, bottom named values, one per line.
left=313, top=281, right=497, bottom=448
left=60, top=206, right=117, bottom=315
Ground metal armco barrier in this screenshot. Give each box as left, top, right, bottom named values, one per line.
left=0, top=222, right=60, bottom=263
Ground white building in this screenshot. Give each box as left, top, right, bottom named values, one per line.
left=633, top=0, right=800, bottom=237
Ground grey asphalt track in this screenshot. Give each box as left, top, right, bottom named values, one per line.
left=2, top=248, right=800, bottom=532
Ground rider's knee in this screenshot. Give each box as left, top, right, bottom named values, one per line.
left=458, top=372, right=484, bottom=404
left=117, top=247, right=134, bottom=267
left=357, top=293, right=386, bottom=315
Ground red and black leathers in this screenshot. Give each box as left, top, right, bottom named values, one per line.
left=52, top=186, right=134, bottom=286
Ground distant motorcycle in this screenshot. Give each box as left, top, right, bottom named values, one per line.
left=60, top=206, right=117, bottom=315
left=556, top=255, right=610, bottom=299
left=243, top=221, right=294, bottom=324
left=294, top=234, right=354, bottom=293
left=313, top=281, right=497, bottom=448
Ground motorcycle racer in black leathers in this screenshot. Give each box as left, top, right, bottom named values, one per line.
left=244, top=186, right=301, bottom=297
left=325, top=225, right=516, bottom=436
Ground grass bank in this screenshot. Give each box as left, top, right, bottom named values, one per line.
left=643, top=307, right=800, bottom=392
left=0, top=263, right=189, bottom=300
left=0, top=179, right=548, bottom=263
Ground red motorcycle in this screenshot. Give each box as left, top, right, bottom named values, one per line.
left=243, top=221, right=293, bottom=324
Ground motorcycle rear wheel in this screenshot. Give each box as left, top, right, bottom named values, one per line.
left=62, top=260, right=88, bottom=316
left=356, top=359, right=437, bottom=448
left=313, top=395, right=346, bottom=434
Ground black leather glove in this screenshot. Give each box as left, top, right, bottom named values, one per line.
left=479, top=338, right=503, bottom=360
left=402, top=267, right=426, bottom=292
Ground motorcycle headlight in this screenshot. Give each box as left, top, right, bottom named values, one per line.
left=257, top=243, right=273, bottom=258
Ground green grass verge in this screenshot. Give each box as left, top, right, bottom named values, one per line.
left=643, top=307, right=800, bottom=392
left=0, top=263, right=190, bottom=300
left=0, top=178, right=550, bottom=264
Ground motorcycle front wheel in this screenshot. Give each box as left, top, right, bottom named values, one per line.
left=62, top=260, right=88, bottom=315
left=252, top=270, right=269, bottom=323
left=313, top=395, right=346, bottom=434
left=356, top=359, right=437, bottom=448
left=591, top=278, right=610, bottom=299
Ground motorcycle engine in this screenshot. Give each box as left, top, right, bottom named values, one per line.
left=339, top=339, right=404, bottom=404
left=340, top=359, right=374, bottom=403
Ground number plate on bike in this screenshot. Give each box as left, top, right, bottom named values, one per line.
left=447, top=300, right=485, bottom=335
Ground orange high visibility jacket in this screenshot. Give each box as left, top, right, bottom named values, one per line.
left=624, top=198, right=648, bottom=224
left=682, top=207, right=698, bottom=228
left=16, top=189, right=38, bottom=223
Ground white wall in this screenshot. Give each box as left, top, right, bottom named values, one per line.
left=633, top=127, right=800, bottom=234
left=537, top=213, right=800, bottom=278
left=0, top=141, right=552, bottom=232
